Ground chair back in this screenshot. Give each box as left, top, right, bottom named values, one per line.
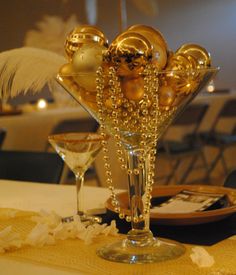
left=224, top=170, right=236, bottom=189
left=173, top=104, right=209, bottom=134
left=218, top=99, right=236, bottom=118
left=0, top=128, right=6, bottom=148
left=211, top=99, right=236, bottom=132
left=0, top=150, right=64, bottom=183
left=46, top=118, right=99, bottom=151
left=50, top=118, right=99, bottom=134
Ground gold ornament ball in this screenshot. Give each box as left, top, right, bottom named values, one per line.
left=71, top=43, right=106, bottom=91
left=159, top=85, right=176, bottom=107
left=65, top=25, right=108, bottom=60
left=59, top=63, right=74, bottom=76
left=121, top=77, right=145, bottom=101
left=58, top=63, right=76, bottom=89
left=72, top=43, right=106, bottom=73
left=177, top=43, right=211, bottom=67
left=108, top=32, right=152, bottom=76
left=127, top=25, right=168, bottom=70
left=128, top=25, right=167, bottom=49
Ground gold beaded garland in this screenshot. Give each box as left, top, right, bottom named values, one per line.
left=95, top=61, right=179, bottom=223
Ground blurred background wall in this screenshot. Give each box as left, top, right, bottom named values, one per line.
left=0, top=0, right=235, bottom=93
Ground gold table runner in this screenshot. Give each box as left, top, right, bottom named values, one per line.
left=0, top=209, right=236, bottom=275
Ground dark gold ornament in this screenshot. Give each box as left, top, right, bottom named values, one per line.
left=108, top=32, right=152, bottom=76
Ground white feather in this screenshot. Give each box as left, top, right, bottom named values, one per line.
left=0, top=47, right=66, bottom=99
left=24, top=15, right=79, bottom=56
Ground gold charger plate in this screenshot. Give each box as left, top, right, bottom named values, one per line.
left=106, top=185, right=236, bottom=225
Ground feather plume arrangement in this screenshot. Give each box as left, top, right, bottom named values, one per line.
left=0, top=47, right=66, bottom=100
left=24, top=15, right=79, bottom=56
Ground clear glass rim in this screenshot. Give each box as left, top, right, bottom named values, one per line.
left=57, top=66, right=220, bottom=77
left=48, top=132, right=108, bottom=143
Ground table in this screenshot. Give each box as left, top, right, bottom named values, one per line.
left=0, top=180, right=112, bottom=275
left=0, top=103, right=89, bottom=151
left=0, top=180, right=236, bottom=275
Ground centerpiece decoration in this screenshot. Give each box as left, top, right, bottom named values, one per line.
left=56, top=24, right=218, bottom=263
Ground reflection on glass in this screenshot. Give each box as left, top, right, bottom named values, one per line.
left=48, top=132, right=106, bottom=222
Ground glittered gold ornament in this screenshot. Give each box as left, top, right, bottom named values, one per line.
left=121, top=76, right=144, bottom=101
left=65, top=25, right=108, bottom=60
left=177, top=43, right=211, bottom=67
left=127, top=25, right=168, bottom=70
left=108, top=32, right=152, bottom=76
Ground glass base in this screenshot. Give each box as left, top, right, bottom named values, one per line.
left=97, top=237, right=185, bottom=264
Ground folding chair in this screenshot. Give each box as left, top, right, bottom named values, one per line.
left=0, top=128, right=6, bottom=148
left=200, top=99, right=236, bottom=176
left=50, top=118, right=99, bottom=135
left=224, top=169, right=236, bottom=189
left=157, top=103, right=209, bottom=185
left=0, top=150, right=64, bottom=183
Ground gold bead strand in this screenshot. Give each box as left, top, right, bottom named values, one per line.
left=96, top=67, right=123, bottom=216
left=108, top=66, right=128, bottom=172
left=142, top=66, right=159, bottom=216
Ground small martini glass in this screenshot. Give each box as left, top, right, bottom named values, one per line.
left=48, top=132, right=107, bottom=223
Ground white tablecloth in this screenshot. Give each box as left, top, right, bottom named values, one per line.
left=0, top=104, right=89, bottom=151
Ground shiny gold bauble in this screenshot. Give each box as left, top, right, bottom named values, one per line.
left=108, top=32, right=152, bottom=76
left=121, top=77, right=144, bottom=101
left=159, top=85, right=176, bottom=107
left=177, top=43, right=211, bottom=67
left=127, top=25, right=168, bottom=70
left=65, top=25, right=108, bottom=60
left=128, top=25, right=167, bottom=49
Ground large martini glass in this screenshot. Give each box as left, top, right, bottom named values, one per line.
left=48, top=132, right=106, bottom=222
left=56, top=66, right=218, bottom=263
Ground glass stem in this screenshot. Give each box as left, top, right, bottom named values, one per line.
left=75, top=173, right=85, bottom=216
left=125, top=147, right=155, bottom=247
